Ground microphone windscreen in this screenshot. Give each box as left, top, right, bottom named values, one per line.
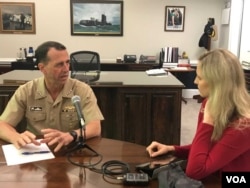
left=71, top=95, right=81, bottom=104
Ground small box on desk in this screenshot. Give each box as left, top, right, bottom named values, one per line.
left=178, top=59, right=190, bottom=67
left=123, top=55, right=136, bottom=63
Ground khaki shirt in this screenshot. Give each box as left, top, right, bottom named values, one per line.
left=0, top=77, right=104, bottom=135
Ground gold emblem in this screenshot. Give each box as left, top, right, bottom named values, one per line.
left=62, top=106, right=75, bottom=112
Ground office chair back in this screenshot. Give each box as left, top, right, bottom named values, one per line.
left=70, top=51, right=101, bottom=83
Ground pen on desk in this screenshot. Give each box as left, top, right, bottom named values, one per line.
left=22, top=151, right=51, bottom=155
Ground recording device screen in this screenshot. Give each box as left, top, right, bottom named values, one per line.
left=135, top=156, right=183, bottom=179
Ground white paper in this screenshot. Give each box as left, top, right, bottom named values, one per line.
left=2, top=139, right=55, bottom=166
left=146, top=68, right=167, bottom=76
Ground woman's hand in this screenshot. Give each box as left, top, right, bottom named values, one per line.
left=146, top=141, right=175, bottom=158
left=203, top=100, right=214, bottom=125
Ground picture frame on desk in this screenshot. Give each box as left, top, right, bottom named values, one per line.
left=164, top=6, right=185, bottom=32
left=70, top=0, right=123, bottom=36
left=0, top=2, right=36, bottom=34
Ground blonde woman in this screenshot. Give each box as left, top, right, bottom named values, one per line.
left=147, top=49, right=250, bottom=180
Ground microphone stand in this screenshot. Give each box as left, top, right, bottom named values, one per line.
left=66, top=120, right=98, bottom=156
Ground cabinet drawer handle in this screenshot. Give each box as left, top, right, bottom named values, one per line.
left=0, top=94, right=10, bottom=97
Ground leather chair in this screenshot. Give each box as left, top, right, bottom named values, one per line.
left=70, top=51, right=101, bottom=83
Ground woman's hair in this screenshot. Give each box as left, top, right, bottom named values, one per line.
left=198, top=49, right=250, bottom=140
left=35, top=41, right=66, bottom=65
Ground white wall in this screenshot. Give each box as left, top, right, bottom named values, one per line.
left=239, top=0, right=250, bottom=62
left=227, top=0, right=243, bottom=57
left=0, top=0, right=224, bottom=61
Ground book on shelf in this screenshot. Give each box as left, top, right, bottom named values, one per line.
left=161, top=47, right=179, bottom=63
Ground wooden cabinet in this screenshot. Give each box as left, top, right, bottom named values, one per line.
left=0, top=85, right=16, bottom=114
left=93, top=87, right=181, bottom=146
left=119, top=88, right=181, bottom=145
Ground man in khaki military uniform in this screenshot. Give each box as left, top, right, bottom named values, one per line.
left=0, top=41, right=104, bottom=152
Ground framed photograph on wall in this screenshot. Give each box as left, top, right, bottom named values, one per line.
left=165, top=6, right=185, bottom=32
left=0, top=2, right=36, bottom=34
left=70, top=0, right=123, bottom=36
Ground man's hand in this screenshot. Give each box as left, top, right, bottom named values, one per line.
left=13, top=131, right=41, bottom=149
left=40, top=128, right=73, bottom=152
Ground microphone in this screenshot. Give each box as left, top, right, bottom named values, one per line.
left=71, top=95, right=85, bottom=128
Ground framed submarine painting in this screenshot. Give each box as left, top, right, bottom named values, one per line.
left=70, top=0, right=123, bottom=36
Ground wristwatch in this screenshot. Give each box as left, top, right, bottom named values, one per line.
left=69, top=130, right=77, bottom=142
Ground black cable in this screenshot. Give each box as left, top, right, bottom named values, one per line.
left=101, top=160, right=130, bottom=177
left=66, top=145, right=130, bottom=183
left=67, top=152, right=130, bottom=175
left=67, top=152, right=103, bottom=168
left=92, top=160, right=130, bottom=184
left=68, top=154, right=130, bottom=181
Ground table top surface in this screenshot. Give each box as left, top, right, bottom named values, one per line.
left=0, top=137, right=221, bottom=188
left=0, top=70, right=184, bottom=87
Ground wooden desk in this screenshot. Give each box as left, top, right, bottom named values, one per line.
left=0, top=137, right=221, bottom=188
left=0, top=64, right=11, bottom=75
left=0, top=70, right=184, bottom=146
left=165, top=67, right=196, bottom=104
left=165, top=67, right=196, bottom=87
left=101, top=63, right=159, bottom=71
left=0, top=58, right=15, bottom=74
left=6, top=62, right=159, bottom=72
left=166, top=67, right=205, bottom=103
left=11, top=61, right=38, bottom=70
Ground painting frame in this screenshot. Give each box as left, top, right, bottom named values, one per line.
left=70, top=0, right=123, bottom=36
left=0, top=2, right=36, bottom=34
left=165, top=6, right=185, bottom=32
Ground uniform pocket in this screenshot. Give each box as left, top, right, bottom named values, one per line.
left=26, top=112, right=46, bottom=122
left=61, top=112, right=78, bottom=122
left=61, top=112, right=79, bottom=130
